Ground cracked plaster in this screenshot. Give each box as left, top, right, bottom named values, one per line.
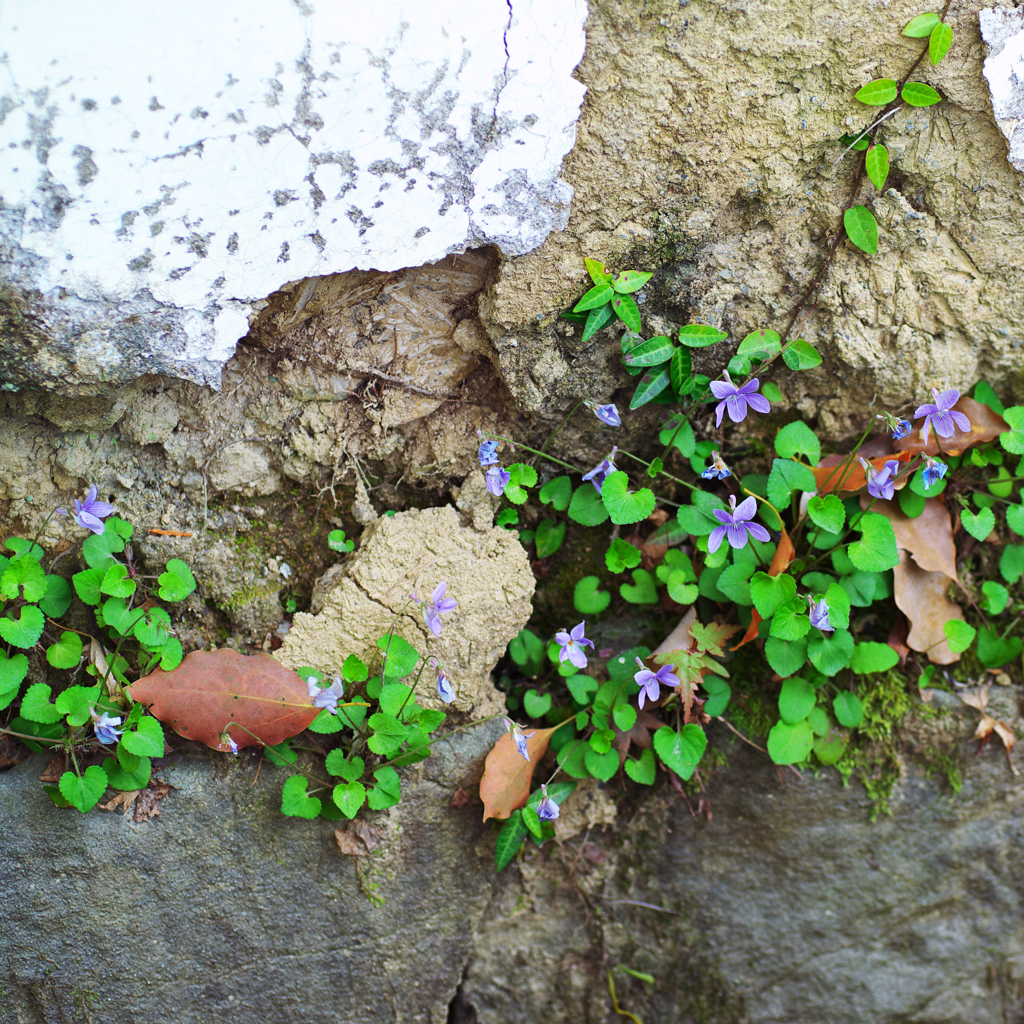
left=0, top=0, right=587, bottom=389
left=981, top=7, right=1024, bottom=175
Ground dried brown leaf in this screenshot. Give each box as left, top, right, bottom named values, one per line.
left=894, top=396, right=1009, bottom=457
left=99, top=791, right=139, bottom=815
left=893, top=550, right=963, bottom=664
left=38, top=755, right=65, bottom=783
left=479, top=725, right=560, bottom=821
left=129, top=649, right=319, bottom=750
left=134, top=780, right=174, bottom=822
left=334, top=820, right=383, bottom=856
left=449, top=787, right=471, bottom=808
left=869, top=496, right=960, bottom=581
left=959, top=685, right=1019, bottom=774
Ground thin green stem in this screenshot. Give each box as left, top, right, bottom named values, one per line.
left=539, top=400, right=584, bottom=457
left=482, top=433, right=581, bottom=474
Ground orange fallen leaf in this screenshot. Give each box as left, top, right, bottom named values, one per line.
left=892, top=550, right=964, bottom=664
left=129, top=649, right=320, bottom=750
left=893, top=396, right=1009, bottom=458
left=479, top=725, right=561, bottom=821
left=147, top=529, right=194, bottom=537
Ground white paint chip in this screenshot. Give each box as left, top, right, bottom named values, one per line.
left=0, top=0, right=587, bottom=387
left=980, top=7, right=1024, bottom=177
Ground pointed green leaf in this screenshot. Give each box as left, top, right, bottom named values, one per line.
left=585, top=257, right=613, bottom=285
left=844, top=205, right=878, bottom=255
left=495, top=811, right=529, bottom=869
left=839, top=133, right=871, bottom=151
left=737, top=329, right=781, bottom=362
left=903, top=12, right=941, bottom=36
left=574, top=283, right=614, bottom=312
left=534, top=519, right=566, bottom=559
left=669, top=347, right=693, bottom=396
left=855, top=78, right=898, bottom=105
left=581, top=303, right=615, bottom=343
left=782, top=338, right=823, bottom=371
left=611, top=293, right=641, bottom=331
left=678, top=324, right=728, bottom=348
left=929, top=22, right=952, bottom=64
left=865, top=144, right=889, bottom=191
left=629, top=366, right=672, bottom=409
left=612, top=270, right=653, bottom=294
left=902, top=82, right=941, bottom=107
left=622, top=335, right=675, bottom=367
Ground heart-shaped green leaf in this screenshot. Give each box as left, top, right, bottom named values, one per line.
left=764, top=636, right=808, bottom=677
left=502, top=463, right=538, bottom=505
left=767, top=720, right=813, bottom=764
left=332, top=781, right=368, bottom=819
left=606, top=538, right=642, bottom=573
left=0, top=605, right=45, bottom=649
left=523, top=689, right=553, bottom=718
left=585, top=746, right=620, bottom=781
left=960, top=507, right=995, bottom=541
left=567, top=485, right=610, bottom=527
left=813, top=725, right=850, bottom=765
left=717, top=563, right=754, bottom=606
left=625, top=748, right=656, bottom=785
left=767, top=459, right=817, bottom=508
left=367, top=766, right=402, bottom=810
left=46, top=631, right=84, bottom=670
left=774, top=420, right=821, bottom=464
left=601, top=471, right=656, bottom=525
left=701, top=677, right=731, bottom=717
left=982, top=580, right=1010, bottom=614
left=574, top=575, right=611, bottom=615
left=120, top=716, right=166, bottom=757
left=534, top=519, right=566, bottom=559
left=158, top=558, right=197, bottom=601
left=807, top=495, right=845, bottom=534
left=539, top=475, right=573, bottom=511
left=59, top=766, right=108, bottom=813
left=652, top=724, right=707, bottom=780
left=832, top=692, right=864, bottom=728
left=101, top=563, right=137, bottom=599
left=943, top=620, right=976, bottom=654
left=849, top=512, right=898, bottom=571
left=103, top=755, right=152, bottom=792
left=844, top=205, right=878, bottom=255
left=54, top=683, right=99, bottom=727
left=750, top=571, right=797, bottom=618
left=39, top=574, right=73, bottom=618
left=977, top=627, right=1024, bottom=668
left=808, top=628, right=855, bottom=676
left=1, top=555, right=46, bottom=602
left=778, top=678, right=815, bottom=724
left=72, top=567, right=105, bottom=607
left=807, top=707, right=831, bottom=737
left=769, top=598, right=811, bottom=641
left=281, top=775, right=322, bottom=818
left=264, top=740, right=299, bottom=767
left=620, top=569, right=658, bottom=605
left=21, top=682, right=63, bottom=724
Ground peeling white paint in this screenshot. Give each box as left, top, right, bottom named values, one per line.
left=980, top=7, right=1024, bottom=177
left=0, top=0, right=587, bottom=387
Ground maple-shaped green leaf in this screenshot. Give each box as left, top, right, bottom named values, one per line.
left=59, top=766, right=108, bottom=813
left=689, top=620, right=735, bottom=658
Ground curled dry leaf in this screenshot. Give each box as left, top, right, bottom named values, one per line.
left=99, top=791, right=139, bottom=815
left=135, top=780, right=175, bottom=821
left=129, top=649, right=319, bottom=751
left=894, top=396, right=1009, bottom=458
left=959, top=685, right=1019, bottom=775
left=335, top=820, right=383, bottom=856
left=892, top=550, right=964, bottom=664
left=479, top=725, right=561, bottom=821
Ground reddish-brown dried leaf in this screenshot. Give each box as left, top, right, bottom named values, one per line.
left=128, top=649, right=318, bottom=750
left=479, top=725, right=560, bottom=821
left=894, top=396, right=1009, bottom=457
left=335, top=820, right=383, bottom=856
left=887, top=613, right=911, bottom=669
left=892, top=550, right=964, bottom=664
left=99, top=791, right=138, bottom=815
left=869, top=497, right=963, bottom=587
left=812, top=452, right=914, bottom=495
left=135, top=779, right=175, bottom=822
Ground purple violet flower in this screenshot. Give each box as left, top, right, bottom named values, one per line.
left=478, top=440, right=499, bottom=467
left=701, top=449, right=731, bottom=481
left=707, top=495, right=771, bottom=554
left=420, top=581, right=457, bottom=637
left=922, top=456, right=948, bottom=489
left=435, top=663, right=456, bottom=704
left=307, top=675, right=345, bottom=714
left=708, top=373, right=771, bottom=428
left=808, top=598, right=833, bottom=633
left=859, top=458, right=900, bottom=502
left=555, top=622, right=594, bottom=670
left=891, top=418, right=912, bottom=441
left=590, top=403, right=621, bottom=427
left=582, top=447, right=618, bottom=493
left=93, top=712, right=123, bottom=745
left=485, top=465, right=511, bottom=496
left=219, top=728, right=240, bottom=755
left=502, top=716, right=535, bottom=761
left=633, top=657, right=681, bottom=710
left=60, top=485, right=114, bottom=535
left=537, top=783, right=561, bottom=822
left=914, top=388, right=971, bottom=442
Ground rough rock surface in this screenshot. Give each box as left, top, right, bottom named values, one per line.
left=0, top=0, right=587, bottom=389
left=277, top=503, right=535, bottom=716
left=3, top=692, right=1024, bottom=1023
left=981, top=7, right=1024, bottom=175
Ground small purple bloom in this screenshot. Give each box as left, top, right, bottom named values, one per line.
left=707, top=495, right=771, bottom=554
left=708, top=373, right=771, bottom=428
left=582, top=447, right=618, bottom=493
left=66, top=485, right=114, bottom=535
left=436, top=664, right=456, bottom=704
left=922, top=456, right=948, bottom=489
left=701, top=449, right=731, bottom=481
left=555, top=622, right=594, bottom=670
left=421, top=581, right=457, bottom=637
left=93, top=712, right=123, bottom=745
left=502, top=716, right=535, bottom=761
left=891, top=418, right=912, bottom=441
left=914, top=388, right=971, bottom=442
left=220, top=728, right=240, bottom=755
left=808, top=598, right=833, bottom=633
left=478, top=440, right=499, bottom=466
left=485, top=465, right=511, bottom=496
left=591, top=403, right=621, bottom=427
left=859, top=458, right=900, bottom=502
left=307, top=675, right=345, bottom=714
left=633, top=656, right=681, bottom=710
left=537, top=783, right=560, bottom=821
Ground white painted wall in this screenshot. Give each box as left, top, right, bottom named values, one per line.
left=981, top=7, right=1024, bottom=177
left=0, top=0, right=587, bottom=386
